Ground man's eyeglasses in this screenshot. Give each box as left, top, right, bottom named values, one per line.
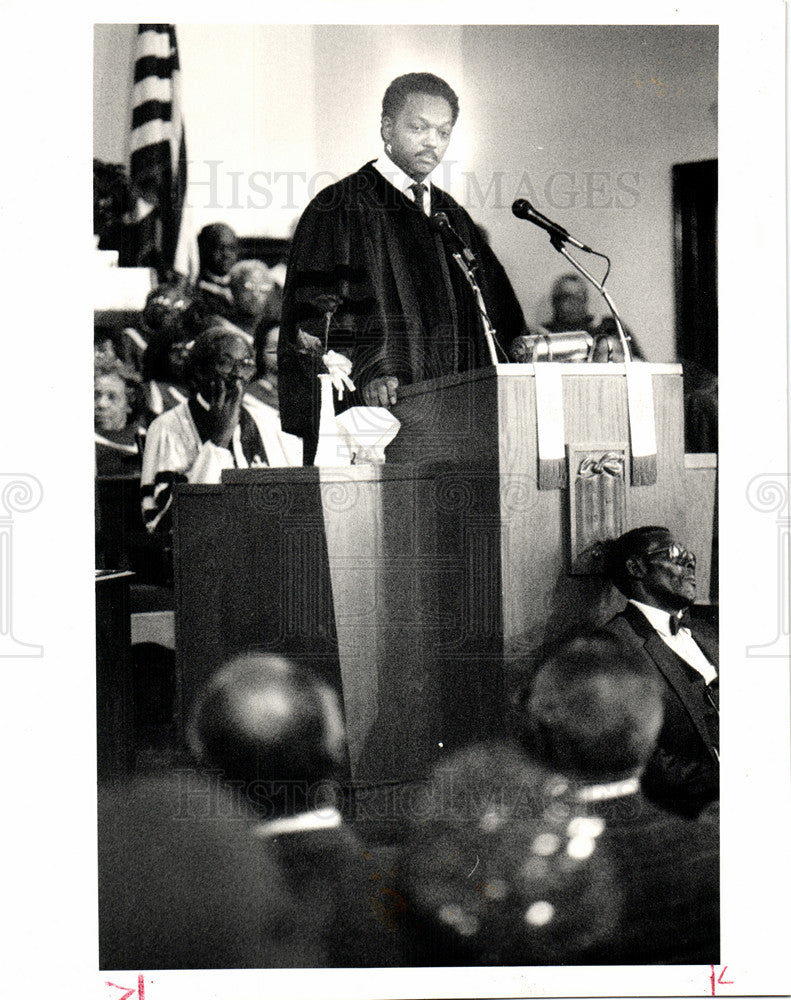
left=645, top=543, right=696, bottom=568
left=213, top=356, right=256, bottom=380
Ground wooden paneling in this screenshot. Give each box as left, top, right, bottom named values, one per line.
left=174, top=365, right=716, bottom=781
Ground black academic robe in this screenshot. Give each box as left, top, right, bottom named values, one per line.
left=279, top=161, right=526, bottom=456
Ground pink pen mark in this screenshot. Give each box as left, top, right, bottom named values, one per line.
left=105, top=975, right=146, bottom=1000
left=709, top=965, right=733, bottom=995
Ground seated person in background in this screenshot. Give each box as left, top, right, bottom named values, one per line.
left=141, top=326, right=295, bottom=533
left=247, top=321, right=281, bottom=410
left=188, top=652, right=404, bottom=967
left=228, top=259, right=282, bottom=344
left=120, top=282, right=192, bottom=377
left=141, top=327, right=191, bottom=420
left=598, top=526, right=719, bottom=817
left=538, top=272, right=644, bottom=360
left=94, top=358, right=145, bottom=477
left=94, top=324, right=125, bottom=365
left=188, top=222, right=240, bottom=326
left=244, top=323, right=303, bottom=467
left=518, top=635, right=719, bottom=964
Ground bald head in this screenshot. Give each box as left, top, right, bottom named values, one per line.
left=189, top=654, right=347, bottom=815
left=521, top=637, right=664, bottom=782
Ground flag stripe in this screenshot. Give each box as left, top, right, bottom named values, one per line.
left=131, top=100, right=173, bottom=132
left=128, top=23, right=194, bottom=279
left=134, top=54, right=177, bottom=84
left=130, top=140, right=172, bottom=176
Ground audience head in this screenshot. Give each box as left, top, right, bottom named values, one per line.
left=186, top=326, right=256, bottom=398
left=520, top=636, right=664, bottom=783
left=94, top=324, right=125, bottom=365
left=604, top=525, right=697, bottom=613
left=142, top=282, right=191, bottom=338
left=142, top=328, right=191, bottom=386
left=550, top=273, right=590, bottom=329
left=229, top=259, right=276, bottom=319
left=197, top=223, right=239, bottom=277
left=381, top=73, right=459, bottom=182
left=188, top=653, right=347, bottom=817
left=255, top=322, right=280, bottom=380
left=94, top=358, right=142, bottom=433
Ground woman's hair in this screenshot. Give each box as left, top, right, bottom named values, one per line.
left=94, top=356, right=145, bottom=422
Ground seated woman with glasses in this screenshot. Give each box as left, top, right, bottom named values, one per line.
left=141, top=327, right=271, bottom=534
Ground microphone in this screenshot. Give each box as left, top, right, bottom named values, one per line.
left=512, top=199, right=593, bottom=253
left=431, top=212, right=478, bottom=267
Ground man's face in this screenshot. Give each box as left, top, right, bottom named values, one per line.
left=552, top=279, right=588, bottom=327
left=198, top=335, right=256, bottom=398
left=204, top=227, right=239, bottom=277
left=630, top=531, right=697, bottom=612
left=382, top=92, right=454, bottom=182
left=231, top=265, right=274, bottom=317
left=95, top=373, right=131, bottom=432
left=166, top=339, right=190, bottom=383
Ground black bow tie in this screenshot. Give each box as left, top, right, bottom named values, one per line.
left=669, top=613, right=686, bottom=636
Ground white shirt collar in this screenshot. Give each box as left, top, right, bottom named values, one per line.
left=251, top=806, right=343, bottom=839
left=574, top=776, right=640, bottom=803
left=629, top=598, right=683, bottom=636
left=373, top=149, right=435, bottom=199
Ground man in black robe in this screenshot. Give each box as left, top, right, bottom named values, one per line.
left=279, top=72, right=527, bottom=462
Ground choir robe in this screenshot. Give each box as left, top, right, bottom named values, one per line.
left=278, top=161, right=527, bottom=460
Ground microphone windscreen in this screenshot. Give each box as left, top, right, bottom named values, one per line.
left=512, top=199, right=534, bottom=220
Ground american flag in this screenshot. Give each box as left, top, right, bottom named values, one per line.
left=129, top=24, right=195, bottom=280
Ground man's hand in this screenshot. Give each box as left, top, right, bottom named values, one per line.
left=296, top=329, right=324, bottom=356
left=362, top=376, right=399, bottom=408
left=207, top=376, right=244, bottom=449
left=508, top=335, right=534, bottom=363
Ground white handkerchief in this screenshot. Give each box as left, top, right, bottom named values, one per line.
left=334, top=407, right=401, bottom=464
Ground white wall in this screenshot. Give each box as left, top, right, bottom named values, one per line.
left=93, top=23, right=717, bottom=360
left=93, top=23, right=136, bottom=162
left=459, top=25, right=717, bottom=360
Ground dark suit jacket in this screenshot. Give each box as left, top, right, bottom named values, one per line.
left=98, top=774, right=405, bottom=969
left=598, top=603, right=719, bottom=816
left=584, top=789, right=720, bottom=964
left=264, top=823, right=405, bottom=967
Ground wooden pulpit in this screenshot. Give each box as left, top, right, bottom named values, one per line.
left=173, top=363, right=716, bottom=784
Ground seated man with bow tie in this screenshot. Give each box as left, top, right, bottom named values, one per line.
left=598, top=526, right=719, bottom=817
left=278, top=71, right=527, bottom=463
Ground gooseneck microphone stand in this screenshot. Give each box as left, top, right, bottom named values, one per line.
left=449, top=251, right=502, bottom=366
left=548, top=234, right=633, bottom=364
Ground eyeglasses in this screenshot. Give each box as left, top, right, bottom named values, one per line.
left=645, top=543, right=696, bottom=568
left=213, top=356, right=256, bottom=379
left=148, top=295, right=187, bottom=311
